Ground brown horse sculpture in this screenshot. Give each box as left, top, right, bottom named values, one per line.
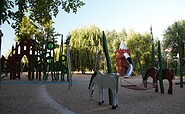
left=143, top=67, right=174, bottom=94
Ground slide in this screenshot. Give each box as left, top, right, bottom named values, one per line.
left=123, top=52, right=134, bottom=78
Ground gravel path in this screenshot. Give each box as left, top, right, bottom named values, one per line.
left=1, top=73, right=185, bottom=114
left=0, top=84, right=60, bottom=114
left=46, top=74, right=185, bottom=114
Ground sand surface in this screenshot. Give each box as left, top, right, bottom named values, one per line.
left=1, top=73, right=185, bottom=114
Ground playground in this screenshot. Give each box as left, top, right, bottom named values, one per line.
left=0, top=29, right=184, bottom=114
left=1, top=1, right=185, bottom=114
left=0, top=72, right=185, bottom=114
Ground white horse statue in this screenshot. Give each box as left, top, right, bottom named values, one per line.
left=88, top=70, right=119, bottom=109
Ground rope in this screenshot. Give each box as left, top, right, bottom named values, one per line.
left=119, top=77, right=135, bottom=85
left=120, top=77, right=157, bottom=90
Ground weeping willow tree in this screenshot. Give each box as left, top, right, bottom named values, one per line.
left=70, top=25, right=102, bottom=73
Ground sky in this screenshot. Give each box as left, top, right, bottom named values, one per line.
left=1, top=0, right=185, bottom=55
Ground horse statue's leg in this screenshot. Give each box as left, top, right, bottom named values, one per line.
left=102, top=89, right=104, bottom=103
left=168, top=69, right=174, bottom=94
left=111, top=89, right=118, bottom=109
left=152, top=68, right=159, bottom=93
left=152, top=75, right=159, bottom=92
left=168, top=79, right=173, bottom=94
left=98, top=88, right=104, bottom=105
left=116, top=93, right=118, bottom=107
left=166, top=69, right=174, bottom=94
left=112, top=93, right=116, bottom=109
left=155, top=82, right=159, bottom=92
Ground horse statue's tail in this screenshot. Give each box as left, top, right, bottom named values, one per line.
left=88, top=71, right=97, bottom=97
left=123, top=52, right=134, bottom=78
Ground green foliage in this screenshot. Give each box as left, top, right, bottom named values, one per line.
left=15, top=16, right=36, bottom=41
left=0, top=0, right=14, bottom=25
left=163, top=20, right=185, bottom=57
left=163, top=20, right=185, bottom=70
left=15, top=16, right=58, bottom=46
left=1, top=0, right=85, bottom=33
left=69, top=25, right=101, bottom=73
left=103, top=30, right=153, bottom=74
left=61, top=0, right=85, bottom=13
left=126, top=31, right=153, bottom=73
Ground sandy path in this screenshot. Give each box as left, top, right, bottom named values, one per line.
left=1, top=73, right=185, bottom=114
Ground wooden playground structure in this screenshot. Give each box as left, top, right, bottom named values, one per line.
left=1, top=34, right=72, bottom=83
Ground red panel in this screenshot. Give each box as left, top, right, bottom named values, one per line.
left=116, top=49, right=130, bottom=76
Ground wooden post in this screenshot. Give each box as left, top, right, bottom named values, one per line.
left=102, top=31, right=113, bottom=105
left=158, top=41, right=164, bottom=93
left=150, top=26, right=155, bottom=67
left=59, top=34, right=64, bottom=81
left=175, top=22, right=183, bottom=88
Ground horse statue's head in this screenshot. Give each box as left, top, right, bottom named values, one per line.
left=88, top=71, right=97, bottom=97
left=143, top=67, right=159, bottom=88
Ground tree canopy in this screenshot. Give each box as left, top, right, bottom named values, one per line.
left=1, top=0, right=85, bottom=32
left=162, top=20, right=185, bottom=70
left=163, top=20, right=185, bottom=57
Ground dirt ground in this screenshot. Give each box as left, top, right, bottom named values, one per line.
left=0, top=73, right=185, bottom=114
